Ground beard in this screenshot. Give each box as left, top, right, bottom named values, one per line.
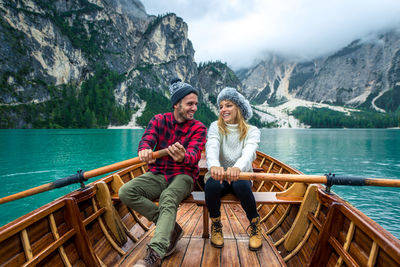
left=176, top=104, right=194, bottom=121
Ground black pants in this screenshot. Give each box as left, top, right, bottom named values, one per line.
left=204, top=178, right=259, bottom=222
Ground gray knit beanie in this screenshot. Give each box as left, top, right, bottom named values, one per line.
left=169, top=78, right=198, bottom=106
left=217, top=87, right=253, bottom=120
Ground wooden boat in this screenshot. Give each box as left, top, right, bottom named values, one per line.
left=1, top=150, right=400, bottom=266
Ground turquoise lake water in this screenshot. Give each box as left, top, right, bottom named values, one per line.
left=0, top=129, right=399, bottom=239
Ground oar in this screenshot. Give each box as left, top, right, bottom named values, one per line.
left=238, top=172, right=400, bottom=187
left=0, top=149, right=169, bottom=205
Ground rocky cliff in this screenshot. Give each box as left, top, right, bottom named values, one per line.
left=0, top=0, right=241, bottom=128
left=0, top=0, right=398, bottom=128
left=241, top=30, right=400, bottom=114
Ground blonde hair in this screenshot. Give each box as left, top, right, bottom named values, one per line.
left=217, top=103, right=249, bottom=141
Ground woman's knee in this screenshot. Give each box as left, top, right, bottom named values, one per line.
left=232, top=180, right=252, bottom=191
left=205, top=178, right=223, bottom=193
left=232, top=180, right=253, bottom=196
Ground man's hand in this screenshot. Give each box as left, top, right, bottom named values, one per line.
left=210, top=166, right=225, bottom=184
left=167, top=142, right=186, bottom=162
left=226, top=167, right=240, bottom=184
left=138, top=149, right=156, bottom=164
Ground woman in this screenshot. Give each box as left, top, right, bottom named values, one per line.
left=205, top=87, right=262, bottom=251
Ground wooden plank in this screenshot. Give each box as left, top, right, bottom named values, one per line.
left=237, top=239, right=260, bottom=266
left=257, top=239, right=284, bottom=267
left=329, top=237, right=360, bottom=267
left=307, top=212, right=322, bottom=231
left=120, top=203, right=198, bottom=266
left=119, top=235, right=152, bottom=266
left=22, top=229, right=76, bottom=266
left=220, top=204, right=234, bottom=239
left=180, top=238, right=204, bottom=266
left=284, top=185, right=319, bottom=251
left=202, top=239, right=221, bottom=266
left=335, top=221, right=355, bottom=267
left=283, top=203, right=321, bottom=263
left=64, top=198, right=101, bottom=266
left=0, top=200, right=66, bottom=242
left=192, top=210, right=206, bottom=238
left=162, top=237, right=190, bottom=266
left=224, top=204, right=248, bottom=239
left=221, top=239, right=240, bottom=267
left=48, top=213, right=72, bottom=267
left=228, top=201, right=286, bottom=266
left=367, top=241, right=378, bottom=267
left=203, top=205, right=209, bottom=238
left=82, top=208, right=106, bottom=227
left=91, top=198, right=126, bottom=255
left=121, top=225, right=156, bottom=260
left=182, top=206, right=203, bottom=238
left=176, top=203, right=197, bottom=227
left=20, top=229, right=33, bottom=261
left=96, top=181, right=127, bottom=246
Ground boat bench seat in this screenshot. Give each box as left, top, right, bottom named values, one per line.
left=182, top=191, right=303, bottom=238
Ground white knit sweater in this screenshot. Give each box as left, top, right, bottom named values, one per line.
left=205, top=121, right=260, bottom=182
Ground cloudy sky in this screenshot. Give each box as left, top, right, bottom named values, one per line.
left=142, top=0, right=400, bottom=69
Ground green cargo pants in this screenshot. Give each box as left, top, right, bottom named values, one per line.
left=119, top=172, right=193, bottom=257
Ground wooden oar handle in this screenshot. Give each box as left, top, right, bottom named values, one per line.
left=0, top=183, right=55, bottom=205
left=238, top=172, right=400, bottom=187
left=365, top=178, right=400, bottom=187
left=239, top=172, right=327, bottom=183
left=0, top=148, right=170, bottom=205
left=84, top=148, right=169, bottom=179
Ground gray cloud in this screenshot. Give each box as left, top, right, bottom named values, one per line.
left=142, top=0, right=400, bottom=69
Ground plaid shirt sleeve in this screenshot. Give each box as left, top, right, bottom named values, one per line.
left=183, top=122, right=207, bottom=166
left=138, top=115, right=159, bottom=152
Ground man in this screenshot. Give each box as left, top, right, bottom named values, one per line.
left=119, top=78, right=207, bottom=267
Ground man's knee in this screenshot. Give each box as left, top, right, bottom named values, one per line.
left=159, top=190, right=179, bottom=207
left=160, top=175, right=192, bottom=204
left=118, top=183, right=130, bottom=204
left=118, top=181, right=141, bottom=205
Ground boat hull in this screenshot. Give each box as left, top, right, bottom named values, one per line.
left=0, top=151, right=399, bottom=266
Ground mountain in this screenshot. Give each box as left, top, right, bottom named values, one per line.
left=240, top=30, right=400, bottom=127
left=0, top=0, right=399, bottom=129
left=0, top=0, right=239, bottom=128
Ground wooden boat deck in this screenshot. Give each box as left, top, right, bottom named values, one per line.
left=119, top=203, right=284, bottom=267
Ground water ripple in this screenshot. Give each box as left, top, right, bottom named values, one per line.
left=0, top=170, right=56, bottom=178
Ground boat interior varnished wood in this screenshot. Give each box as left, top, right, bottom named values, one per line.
left=0, top=150, right=400, bottom=266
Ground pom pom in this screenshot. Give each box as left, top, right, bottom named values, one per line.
left=170, top=77, right=182, bottom=85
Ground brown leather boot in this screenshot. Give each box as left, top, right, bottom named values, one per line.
left=164, top=222, right=183, bottom=257
left=210, top=216, right=224, bottom=248
left=134, top=247, right=162, bottom=267
left=248, top=217, right=262, bottom=251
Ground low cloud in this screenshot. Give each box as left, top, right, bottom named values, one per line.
left=143, top=0, right=400, bottom=69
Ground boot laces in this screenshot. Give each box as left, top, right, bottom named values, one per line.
left=144, top=248, right=159, bottom=264
left=212, top=221, right=223, bottom=234
left=248, top=221, right=260, bottom=236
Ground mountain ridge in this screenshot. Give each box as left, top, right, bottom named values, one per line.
left=0, top=0, right=398, bottom=128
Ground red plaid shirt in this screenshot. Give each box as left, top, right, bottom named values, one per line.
left=138, top=112, right=207, bottom=181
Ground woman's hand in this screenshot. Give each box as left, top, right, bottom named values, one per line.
left=210, top=166, right=225, bottom=183
left=226, top=167, right=240, bottom=183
